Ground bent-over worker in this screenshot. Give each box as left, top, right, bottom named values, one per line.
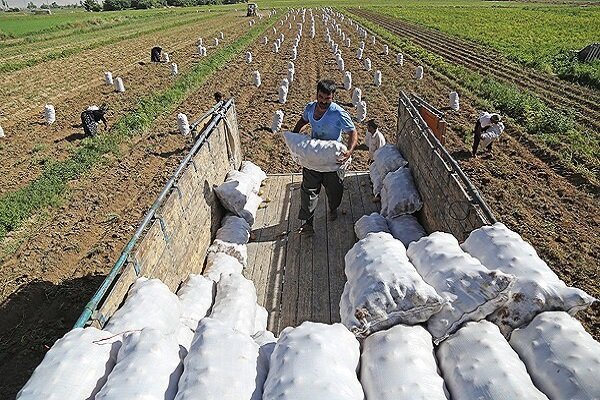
left=472, top=112, right=503, bottom=157
left=292, top=79, right=358, bottom=235
left=81, top=104, right=108, bottom=137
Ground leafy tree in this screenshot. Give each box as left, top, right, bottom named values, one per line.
left=50, top=1, right=59, bottom=7
left=103, top=0, right=130, bottom=10
left=81, top=0, right=101, bottom=11
left=40, top=3, right=49, bottom=8
left=26, top=1, right=36, bottom=9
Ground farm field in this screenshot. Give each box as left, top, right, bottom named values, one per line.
left=0, top=2, right=598, bottom=398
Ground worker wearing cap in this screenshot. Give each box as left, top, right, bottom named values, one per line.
left=472, top=112, right=502, bottom=157
left=291, top=79, right=358, bottom=234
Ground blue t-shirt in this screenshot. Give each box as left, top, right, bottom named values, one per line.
left=302, top=101, right=355, bottom=142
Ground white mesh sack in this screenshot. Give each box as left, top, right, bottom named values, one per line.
left=437, top=320, right=549, bottom=400
left=104, top=277, right=181, bottom=336
left=462, top=222, right=596, bottom=336
left=209, top=272, right=257, bottom=335
left=361, top=324, right=448, bottom=400
left=510, top=311, right=600, bottom=400
left=262, top=322, right=364, bottom=400
left=175, top=318, right=260, bottom=400
left=240, top=160, right=267, bottom=192
left=386, top=215, right=427, bottom=247
left=252, top=330, right=277, bottom=400
left=213, top=170, right=263, bottom=225
left=354, top=212, right=390, bottom=240
left=481, top=121, right=505, bottom=148
left=254, top=304, right=268, bottom=334
left=216, top=214, right=251, bottom=244
left=203, top=252, right=243, bottom=282
left=341, top=232, right=445, bottom=337
left=16, top=328, right=120, bottom=400
left=207, top=239, right=247, bottom=268
left=282, top=131, right=348, bottom=172
left=407, top=232, right=514, bottom=342
left=95, top=329, right=182, bottom=400
left=177, top=274, right=215, bottom=331
left=370, top=145, right=407, bottom=196
left=380, top=167, right=423, bottom=217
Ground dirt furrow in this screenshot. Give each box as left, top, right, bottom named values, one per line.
left=351, top=9, right=600, bottom=133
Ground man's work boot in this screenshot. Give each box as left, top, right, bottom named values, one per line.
left=298, top=220, right=314, bottom=235
left=329, top=208, right=338, bottom=221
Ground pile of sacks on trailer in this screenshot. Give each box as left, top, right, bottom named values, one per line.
left=17, top=131, right=600, bottom=399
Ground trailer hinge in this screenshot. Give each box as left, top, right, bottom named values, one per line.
left=155, top=214, right=170, bottom=242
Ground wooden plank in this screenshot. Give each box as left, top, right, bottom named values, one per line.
left=312, top=182, right=330, bottom=324
left=264, top=175, right=293, bottom=329
left=357, top=172, right=380, bottom=215
left=277, top=174, right=302, bottom=333
left=250, top=175, right=283, bottom=299
left=347, top=172, right=366, bottom=225
left=327, top=173, right=356, bottom=323
left=296, top=180, right=316, bottom=324
left=245, top=177, right=273, bottom=279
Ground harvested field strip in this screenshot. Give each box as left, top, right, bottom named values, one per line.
left=350, top=9, right=600, bottom=134
left=348, top=10, right=599, bottom=192
left=0, top=14, right=245, bottom=197
left=0, top=11, right=207, bottom=61
left=0, top=12, right=223, bottom=74
left=0, top=16, right=274, bottom=241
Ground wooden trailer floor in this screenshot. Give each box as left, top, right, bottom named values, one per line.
left=245, top=172, right=379, bottom=335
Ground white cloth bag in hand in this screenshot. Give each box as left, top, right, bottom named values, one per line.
left=369, top=144, right=409, bottom=197
left=16, top=328, right=121, bottom=400
left=462, top=222, right=596, bottom=336
left=262, top=322, right=364, bottom=400
left=175, top=318, right=259, bottom=400
left=104, top=277, right=181, bottom=336
left=209, top=272, right=257, bottom=336
left=407, top=232, right=514, bottom=342
left=177, top=274, right=215, bottom=331
left=95, top=328, right=182, bottom=400
left=510, top=311, right=600, bottom=400
left=437, top=320, right=549, bottom=400
left=283, top=131, right=348, bottom=172
left=386, top=214, right=427, bottom=247
left=361, top=324, right=448, bottom=400
left=341, top=232, right=445, bottom=337
left=354, top=212, right=390, bottom=240
left=380, top=167, right=423, bottom=217
left=214, top=170, right=263, bottom=225
left=203, top=252, right=243, bottom=282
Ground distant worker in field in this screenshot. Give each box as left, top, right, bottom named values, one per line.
left=472, top=111, right=504, bottom=157
left=214, top=92, right=223, bottom=103
left=150, top=46, right=162, bottom=62
left=81, top=104, right=109, bottom=137
left=291, top=79, right=357, bottom=235
left=365, top=118, right=386, bottom=160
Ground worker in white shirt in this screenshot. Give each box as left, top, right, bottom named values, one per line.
left=472, top=112, right=502, bottom=157
left=365, top=119, right=386, bottom=160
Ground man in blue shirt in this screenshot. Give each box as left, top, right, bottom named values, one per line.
left=291, top=79, right=358, bottom=234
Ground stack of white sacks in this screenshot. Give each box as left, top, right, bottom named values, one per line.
left=18, top=12, right=600, bottom=400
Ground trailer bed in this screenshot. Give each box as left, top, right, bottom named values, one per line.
left=245, top=172, right=377, bottom=334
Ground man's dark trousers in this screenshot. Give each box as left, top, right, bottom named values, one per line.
left=298, top=167, right=344, bottom=221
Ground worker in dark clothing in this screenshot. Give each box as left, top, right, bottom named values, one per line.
left=151, top=46, right=162, bottom=62
left=472, top=112, right=502, bottom=157
left=81, top=104, right=109, bottom=137
left=214, top=92, right=223, bottom=103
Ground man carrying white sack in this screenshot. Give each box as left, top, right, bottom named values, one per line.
left=472, top=111, right=504, bottom=158
left=291, top=79, right=357, bottom=235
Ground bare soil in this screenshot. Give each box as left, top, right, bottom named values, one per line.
left=0, top=9, right=597, bottom=399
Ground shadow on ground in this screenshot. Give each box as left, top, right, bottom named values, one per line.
left=0, top=274, right=104, bottom=398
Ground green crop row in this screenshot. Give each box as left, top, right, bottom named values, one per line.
left=0, top=12, right=221, bottom=74
left=348, top=11, right=599, bottom=186
left=0, top=15, right=274, bottom=241
left=364, top=2, right=600, bottom=90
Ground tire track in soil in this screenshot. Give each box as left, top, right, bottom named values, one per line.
left=350, top=9, right=600, bottom=134
left=0, top=15, right=243, bottom=195
left=339, top=11, right=599, bottom=338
